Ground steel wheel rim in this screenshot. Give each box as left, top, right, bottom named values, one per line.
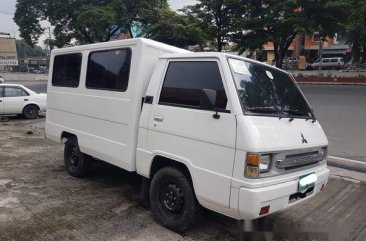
left=158, top=182, right=184, bottom=217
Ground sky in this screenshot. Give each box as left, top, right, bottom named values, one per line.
left=0, top=0, right=197, bottom=45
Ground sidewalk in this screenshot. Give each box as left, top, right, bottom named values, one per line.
left=295, top=76, right=366, bottom=85
left=1, top=72, right=48, bottom=82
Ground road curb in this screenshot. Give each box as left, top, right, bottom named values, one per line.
left=327, top=156, right=366, bottom=173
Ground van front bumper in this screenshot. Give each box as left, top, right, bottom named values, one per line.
left=238, top=168, right=329, bottom=220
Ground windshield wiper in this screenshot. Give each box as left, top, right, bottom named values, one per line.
left=246, top=106, right=279, bottom=113
left=305, top=116, right=317, bottom=123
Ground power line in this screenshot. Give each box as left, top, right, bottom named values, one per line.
left=0, top=10, right=14, bottom=15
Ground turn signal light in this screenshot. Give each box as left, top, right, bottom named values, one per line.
left=246, top=154, right=260, bottom=166
left=245, top=153, right=260, bottom=178
left=259, top=205, right=270, bottom=215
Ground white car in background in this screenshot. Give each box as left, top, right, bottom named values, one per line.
left=0, top=84, right=47, bottom=119
left=0, top=76, right=4, bottom=84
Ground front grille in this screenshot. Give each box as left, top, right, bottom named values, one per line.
left=276, top=151, right=323, bottom=169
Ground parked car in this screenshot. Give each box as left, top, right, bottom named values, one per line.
left=282, top=57, right=299, bottom=68
left=46, top=38, right=329, bottom=231
left=0, top=84, right=47, bottom=119
left=0, top=75, right=4, bottom=84
left=310, top=57, right=345, bottom=69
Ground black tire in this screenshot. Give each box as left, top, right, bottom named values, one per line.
left=64, top=136, right=90, bottom=177
left=150, top=166, right=199, bottom=232
left=22, top=105, right=39, bottom=119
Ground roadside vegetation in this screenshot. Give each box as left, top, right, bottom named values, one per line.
left=13, top=0, right=366, bottom=68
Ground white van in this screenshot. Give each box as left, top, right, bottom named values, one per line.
left=46, top=38, right=329, bottom=231
left=310, top=57, right=345, bottom=69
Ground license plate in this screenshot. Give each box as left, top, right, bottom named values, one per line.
left=298, top=173, right=317, bottom=192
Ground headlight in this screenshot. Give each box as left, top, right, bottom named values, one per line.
left=260, top=155, right=271, bottom=173
left=245, top=153, right=272, bottom=178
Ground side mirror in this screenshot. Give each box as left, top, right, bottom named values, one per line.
left=200, top=89, right=220, bottom=119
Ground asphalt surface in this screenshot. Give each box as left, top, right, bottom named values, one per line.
left=11, top=81, right=366, bottom=163
left=1, top=117, right=366, bottom=240
left=299, top=85, right=366, bottom=162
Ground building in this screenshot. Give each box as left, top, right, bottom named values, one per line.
left=263, top=33, right=351, bottom=64
left=0, top=36, right=18, bottom=67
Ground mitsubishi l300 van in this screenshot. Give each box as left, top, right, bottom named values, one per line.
left=46, top=38, right=329, bottom=231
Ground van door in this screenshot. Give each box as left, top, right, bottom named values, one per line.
left=146, top=60, right=236, bottom=208
left=3, top=86, right=29, bottom=114
left=322, top=59, right=330, bottom=69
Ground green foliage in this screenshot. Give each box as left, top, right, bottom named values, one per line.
left=233, top=0, right=350, bottom=68
left=347, top=0, right=366, bottom=64
left=14, top=0, right=168, bottom=47
left=16, top=39, right=46, bottom=59
left=141, top=8, right=206, bottom=49
left=182, top=0, right=241, bottom=51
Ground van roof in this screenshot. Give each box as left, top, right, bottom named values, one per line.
left=160, top=52, right=289, bottom=74
left=51, top=38, right=190, bottom=55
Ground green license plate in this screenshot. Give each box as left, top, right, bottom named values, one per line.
left=298, top=173, right=317, bottom=192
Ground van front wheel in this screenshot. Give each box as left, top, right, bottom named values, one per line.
left=150, top=166, right=199, bottom=232
left=64, top=137, right=90, bottom=177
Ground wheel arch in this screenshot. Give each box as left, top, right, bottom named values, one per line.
left=60, top=131, right=77, bottom=143
left=149, top=155, right=194, bottom=184
left=22, top=103, right=40, bottom=112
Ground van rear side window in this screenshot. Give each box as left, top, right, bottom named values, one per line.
left=86, top=48, right=132, bottom=92
left=52, top=53, right=82, bottom=88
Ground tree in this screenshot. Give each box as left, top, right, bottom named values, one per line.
left=14, top=0, right=168, bottom=47
left=141, top=8, right=207, bottom=49
left=346, top=0, right=366, bottom=64
left=233, top=0, right=349, bottom=68
left=182, top=0, right=241, bottom=52
left=16, top=39, right=46, bottom=59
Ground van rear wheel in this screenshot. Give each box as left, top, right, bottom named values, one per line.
left=150, top=166, right=199, bottom=232
left=64, top=136, right=90, bottom=177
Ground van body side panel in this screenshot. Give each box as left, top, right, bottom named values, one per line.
left=46, top=39, right=189, bottom=172
left=146, top=106, right=236, bottom=208
left=47, top=45, right=137, bottom=170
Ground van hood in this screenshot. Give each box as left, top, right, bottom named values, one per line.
left=237, top=115, right=328, bottom=152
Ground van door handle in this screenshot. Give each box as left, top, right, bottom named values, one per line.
left=24, top=99, right=28, bottom=101
left=154, top=116, right=164, bottom=122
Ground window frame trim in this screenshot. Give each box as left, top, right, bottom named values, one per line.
left=4, top=86, right=30, bottom=98
left=52, top=52, right=83, bottom=88
left=157, top=59, right=231, bottom=113
left=85, top=47, right=132, bottom=92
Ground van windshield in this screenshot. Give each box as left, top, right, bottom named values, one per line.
left=228, top=58, right=314, bottom=119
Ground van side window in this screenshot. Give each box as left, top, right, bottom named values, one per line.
left=52, top=53, right=82, bottom=87
left=159, top=61, right=228, bottom=109
left=86, top=48, right=132, bottom=92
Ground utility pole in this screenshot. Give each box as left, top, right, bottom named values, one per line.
left=46, top=27, right=52, bottom=52
left=318, top=40, right=324, bottom=76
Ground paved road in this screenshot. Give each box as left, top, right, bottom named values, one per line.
left=299, top=85, right=366, bottom=162
left=20, top=82, right=47, bottom=93
left=15, top=81, right=366, bottom=162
